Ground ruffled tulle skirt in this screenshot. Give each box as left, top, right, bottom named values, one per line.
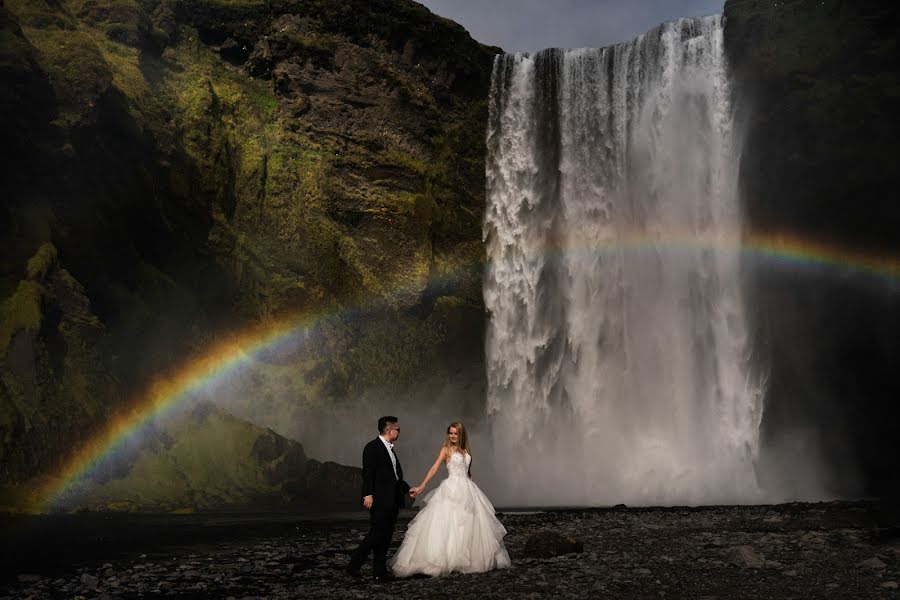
left=389, top=475, right=511, bottom=577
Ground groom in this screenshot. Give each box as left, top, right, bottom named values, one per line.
left=346, top=416, right=411, bottom=581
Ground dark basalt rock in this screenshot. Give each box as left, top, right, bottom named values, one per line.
left=5, top=501, right=889, bottom=599
left=723, top=0, right=900, bottom=501
left=218, top=37, right=251, bottom=65
left=524, top=530, right=584, bottom=558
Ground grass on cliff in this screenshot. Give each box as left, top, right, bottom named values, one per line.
left=21, top=27, right=113, bottom=127
left=6, top=0, right=165, bottom=132
left=166, top=27, right=330, bottom=214
left=0, top=280, right=42, bottom=355
left=24, top=242, right=57, bottom=280
left=163, top=27, right=397, bottom=314
left=4, top=0, right=72, bottom=29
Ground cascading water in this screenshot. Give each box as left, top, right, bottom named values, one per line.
left=483, top=15, right=765, bottom=506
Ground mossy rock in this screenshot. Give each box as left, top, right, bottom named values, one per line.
left=3, top=0, right=74, bottom=29
left=70, top=0, right=154, bottom=49
left=0, top=280, right=43, bottom=356
left=24, top=242, right=57, bottom=281
left=23, top=27, right=113, bottom=126
left=1, top=0, right=497, bottom=497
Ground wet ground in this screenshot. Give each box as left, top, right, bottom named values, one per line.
left=2, top=500, right=900, bottom=599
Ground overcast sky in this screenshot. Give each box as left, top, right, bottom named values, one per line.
left=416, top=0, right=725, bottom=53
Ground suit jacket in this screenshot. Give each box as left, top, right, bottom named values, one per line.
left=360, top=437, right=410, bottom=511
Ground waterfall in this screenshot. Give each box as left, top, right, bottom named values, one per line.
left=483, top=16, right=764, bottom=506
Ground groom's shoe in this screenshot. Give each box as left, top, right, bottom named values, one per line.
left=372, top=572, right=396, bottom=583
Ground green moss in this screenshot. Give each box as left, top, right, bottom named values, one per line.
left=380, top=149, right=428, bottom=177
left=21, top=26, right=113, bottom=127
left=66, top=0, right=148, bottom=48
left=164, top=26, right=326, bottom=233
left=267, top=29, right=339, bottom=66
left=298, top=216, right=371, bottom=296
left=0, top=280, right=43, bottom=354
left=24, top=242, right=57, bottom=281
left=264, top=143, right=330, bottom=206
left=336, top=234, right=379, bottom=291
left=158, top=18, right=470, bottom=322
left=251, top=89, right=278, bottom=115
left=4, top=0, right=73, bottom=29
left=91, top=31, right=147, bottom=97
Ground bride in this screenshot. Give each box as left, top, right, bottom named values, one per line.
left=389, top=421, right=511, bottom=577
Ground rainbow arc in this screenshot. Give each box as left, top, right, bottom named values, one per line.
left=39, top=232, right=899, bottom=510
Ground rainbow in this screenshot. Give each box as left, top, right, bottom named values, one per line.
left=746, top=232, right=899, bottom=282
left=495, top=229, right=900, bottom=284
left=38, top=310, right=322, bottom=510
left=38, top=231, right=899, bottom=510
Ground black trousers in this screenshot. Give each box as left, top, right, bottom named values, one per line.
left=348, top=506, right=399, bottom=575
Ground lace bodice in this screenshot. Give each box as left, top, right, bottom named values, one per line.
left=446, top=451, right=471, bottom=478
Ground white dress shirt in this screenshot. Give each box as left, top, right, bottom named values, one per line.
left=379, top=435, right=399, bottom=480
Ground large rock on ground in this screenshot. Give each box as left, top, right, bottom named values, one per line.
left=727, top=545, right=765, bottom=569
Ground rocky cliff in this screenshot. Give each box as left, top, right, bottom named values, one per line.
left=0, top=0, right=498, bottom=509
left=724, top=0, right=900, bottom=498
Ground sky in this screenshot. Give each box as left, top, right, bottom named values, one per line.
left=416, top=0, right=726, bottom=53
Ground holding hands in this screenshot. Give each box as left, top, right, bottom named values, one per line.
left=409, top=486, right=421, bottom=498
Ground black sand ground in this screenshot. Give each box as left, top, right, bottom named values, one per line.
left=3, top=501, right=899, bottom=599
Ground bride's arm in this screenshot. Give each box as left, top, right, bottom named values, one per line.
left=414, top=447, right=447, bottom=492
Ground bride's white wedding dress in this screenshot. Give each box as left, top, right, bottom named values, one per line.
left=390, top=451, right=511, bottom=577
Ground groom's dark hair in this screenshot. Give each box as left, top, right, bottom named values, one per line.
left=378, top=416, right=398, bottom=433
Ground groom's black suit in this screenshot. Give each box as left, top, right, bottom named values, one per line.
left=348, top=437, right=410, bottom=577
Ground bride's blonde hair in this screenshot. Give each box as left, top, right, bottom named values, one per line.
left=442, top=421, right=470, bottom=454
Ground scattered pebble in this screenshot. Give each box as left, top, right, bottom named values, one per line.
left=857, top=557, right=887, bottom=570
left=2, top=501, right=895, bottom=599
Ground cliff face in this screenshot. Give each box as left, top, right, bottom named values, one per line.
left=0, top=0, right=498, bottom=504
left=724, top=0, right=900, bottom=497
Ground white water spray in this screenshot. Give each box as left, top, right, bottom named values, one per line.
left=484, top=16, right=765, bottom=506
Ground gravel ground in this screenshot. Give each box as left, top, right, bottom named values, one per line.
left=4, top=500, right=900, bottom=599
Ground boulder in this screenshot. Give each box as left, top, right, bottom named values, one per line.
left=856, top=556, right=886, bottom=570
left=727, top=545, right=765, bottom=568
